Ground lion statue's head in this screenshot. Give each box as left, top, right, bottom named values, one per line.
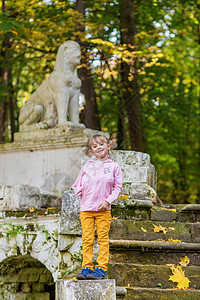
left=54, top=40, right=81, bottom=73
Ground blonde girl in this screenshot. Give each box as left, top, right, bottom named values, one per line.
left=72, top=134, right=123, bottom=280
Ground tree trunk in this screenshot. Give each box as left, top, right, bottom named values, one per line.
left=196, top=2, right=200, bottom=203
left=120, top=0, right=145, bottom=151
left=0, top=0, right=15, bottom=143
left=0, top=38, right=9, bottom=143
left=8, top=66, right=15, bottom=142
left=75, top=0, right=101, bottom=130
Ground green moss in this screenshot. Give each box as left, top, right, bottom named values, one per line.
left=47, top=208, right=60, bottom=214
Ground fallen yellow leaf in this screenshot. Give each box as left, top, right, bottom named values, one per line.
left=161, top=207, right=177, bottom=213
left=169, top=265, right=190, bottom=290
left=179, top=256, right=190, bottom=267
left=141, top=227, right=147, bottom=232
left=124, top=284, right=134, bottom=289
left=62, top=277, right=78, bottom=281
left=168, top=227, right=176, bottom=231
left=167, top=238, right=182, bottom=243
left=153, top=224, right=167, bottom=234
left=29, top=207, right=35, bottom=212
left=112, top=216, right=119, bottom=220
left=118, top=195, right=129, bottom=199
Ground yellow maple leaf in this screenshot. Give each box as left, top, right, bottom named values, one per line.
left=179, top=256, right=190, bottom=267
left=169, top=265, right=190, bottom=290
left=141, top=227, right=147, bottom=232
left=111, top=216, right=119, bottom=220
left=29, top=207, right=35, bottom=212
left=153, top=224, right=167, bottom=234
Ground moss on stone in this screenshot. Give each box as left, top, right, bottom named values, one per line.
left=124, top=288, right=200, bottom=300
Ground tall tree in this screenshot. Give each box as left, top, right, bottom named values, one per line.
left=75, top=0, right=101, bottom=130
left=0, top=0, right=15, bottom=142
left=120, top=0, right=145, bottom=151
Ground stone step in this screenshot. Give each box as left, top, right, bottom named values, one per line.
left=110, top=219, right=200, bottom=243
left=111, top=199, right=153, bottom=221
left=111, top=203, right=200, bottom=223
left=109, top=240, right=200, bottom=266
left=150, top=204, right=200, bottom=223
left=121, top=287, right=200, bottom=300
left=108, top=263, right=200, bottom=289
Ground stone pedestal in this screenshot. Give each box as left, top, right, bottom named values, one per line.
left=56, top=279, right=116, bottom=300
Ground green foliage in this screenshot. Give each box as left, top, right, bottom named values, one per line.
left=138, top=1, right=199, bottom=203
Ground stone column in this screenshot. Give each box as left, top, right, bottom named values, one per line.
left=56, top=279, right=116, bottom=300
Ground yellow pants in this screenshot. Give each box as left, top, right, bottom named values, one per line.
left=80, top=210, right=111, bottom=272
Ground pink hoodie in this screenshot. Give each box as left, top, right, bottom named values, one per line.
left=72, top=158, right=123, bottom=211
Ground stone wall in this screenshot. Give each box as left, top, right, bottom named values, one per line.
left=0, top=256, right=54, bottom=300
left=0, top=210, right=62, bottom=299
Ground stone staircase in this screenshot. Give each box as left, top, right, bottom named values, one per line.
left=108, top=202, right=200, bottom=299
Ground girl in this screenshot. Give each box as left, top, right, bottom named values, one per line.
left=72, top=134, right=123, bottom=280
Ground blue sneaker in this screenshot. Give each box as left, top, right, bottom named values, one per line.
left=76, top=267, right=93, bottom=280
left=86, top=267, right=107, bottom=280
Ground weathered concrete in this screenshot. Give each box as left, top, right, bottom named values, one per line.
left=56, top=279, right=116, bottom=300
left=59, top=190, right=81, bottom=235
left=0, top=215, right=61, bottom=281
left=0, top=185, right=61, bottom=211
left=10, top=293, right=50, bottom=300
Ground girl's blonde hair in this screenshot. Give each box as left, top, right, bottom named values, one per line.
left=85, top=134, right=116, bottom=157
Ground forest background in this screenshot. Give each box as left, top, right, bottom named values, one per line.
left=0, top=0, right=199, bottom=204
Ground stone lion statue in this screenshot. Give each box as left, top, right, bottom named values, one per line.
left=19, top=40, right=85, bottom=131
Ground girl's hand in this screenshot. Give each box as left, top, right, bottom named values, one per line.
left=98, top=201, right=110, bottom=211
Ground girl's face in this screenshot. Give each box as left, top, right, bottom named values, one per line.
left=90, top=137, right=111, bottom=161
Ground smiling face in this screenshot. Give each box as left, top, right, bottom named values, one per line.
left=90, top=137, right=111, bottom=161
